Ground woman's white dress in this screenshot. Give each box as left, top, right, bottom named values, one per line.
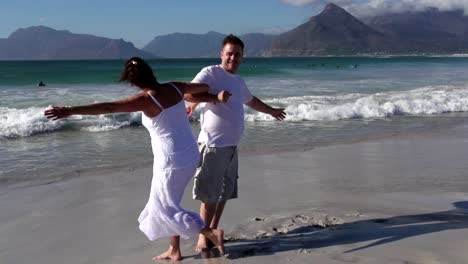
left=138, top=84, right=204, bottom=240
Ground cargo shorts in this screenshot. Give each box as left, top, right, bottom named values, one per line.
left=192, top=143, right=239, bottom=203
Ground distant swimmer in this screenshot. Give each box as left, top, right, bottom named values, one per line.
left=37, top=81, right=47, bottom=87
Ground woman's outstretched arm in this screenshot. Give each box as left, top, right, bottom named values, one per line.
left=45, top=92, right=148, bottom=120
left=174, top=82, right=231, bottom=104
left=172, top=82, right=210, bottom=95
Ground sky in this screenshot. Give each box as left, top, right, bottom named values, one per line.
left=1, top=0, right=467, bottom=48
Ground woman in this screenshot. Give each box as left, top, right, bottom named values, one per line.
left=44, top=57, right=229, bottom=261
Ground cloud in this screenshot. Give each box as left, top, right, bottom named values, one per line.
left=280, top=0, right=360, bottom=6
left=281, top=0, right=322, bottom=6
left=256, top=25, right=297, bottom=34
left=39, top=17, right=48, bottom=23
left=281, top=0, right=468, bottom=16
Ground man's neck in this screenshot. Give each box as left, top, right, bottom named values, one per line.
left=220, top=64, right=237, bottom=74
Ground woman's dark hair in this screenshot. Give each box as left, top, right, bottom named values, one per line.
left=119, top=57, right=158, bottom=87
left=222, top=34, right=244, bottom=51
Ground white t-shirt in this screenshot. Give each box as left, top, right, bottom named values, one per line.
left=192, top=65, right=253, bottom=147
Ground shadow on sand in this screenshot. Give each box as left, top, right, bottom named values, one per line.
left=195, top=201, right=468, bottom=261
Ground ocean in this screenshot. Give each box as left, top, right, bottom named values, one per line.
left=1, top=57, right=468, bottom=185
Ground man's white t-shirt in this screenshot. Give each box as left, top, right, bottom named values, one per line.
left=192, top=65, right=253, bottom=147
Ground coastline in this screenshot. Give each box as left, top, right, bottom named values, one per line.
left=1, top=123, right=467, bottom=263
left=3, top=114, right=466, bottom=189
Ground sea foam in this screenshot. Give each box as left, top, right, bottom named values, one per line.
left=0, top=106, right=142, bottom=138
left=81, top=112, right=141, bottom=132
left=3, top=85, right=467, bottom=138
left=0, top=107, right=63, bottom=138
left=245, top=85, right=468, bottom=121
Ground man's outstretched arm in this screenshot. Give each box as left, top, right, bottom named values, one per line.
left=245, top=96, right=286, bottom=121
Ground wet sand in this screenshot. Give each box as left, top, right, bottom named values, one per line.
left=1, top=125, right=467, bottom=264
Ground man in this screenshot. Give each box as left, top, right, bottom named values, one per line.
left=185, top=34, right=286, bottom=251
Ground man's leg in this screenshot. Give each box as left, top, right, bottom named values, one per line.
left=194, top=146, right=235, bottom=252
left=197, top=201, right=227, bottom=251
left=210, top=201, right=226, bottom=228
left=196, top=202, right=217, bottom=252
left=202, top=201, right=227, bottom=249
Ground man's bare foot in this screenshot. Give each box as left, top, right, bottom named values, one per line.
left=153, top=246, right=182, bottom=261
left=195, top=234, right=208, bottom=252
left=202, top=228, right=225, bottom=255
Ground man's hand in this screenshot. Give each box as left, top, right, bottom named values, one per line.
left=245, top=96, right=287, bottom=121
left=269, top=108, right=286, bottom=121
left=217, top=90, right=231, bottom=103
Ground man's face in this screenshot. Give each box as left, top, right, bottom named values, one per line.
left=220, top=43, right=243, bottom=74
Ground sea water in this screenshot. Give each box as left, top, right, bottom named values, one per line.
left=1, top=57, right=468, bottom=184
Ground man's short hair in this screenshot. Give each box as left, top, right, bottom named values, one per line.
left=222, top=34, right=244, bottom=51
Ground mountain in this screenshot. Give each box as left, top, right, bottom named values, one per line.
left=143, top=31, right=274, bottom=58
left=269, top=3, right=388, bottom=56
left=241, top=33, right=275, bottom=57
left=143, top=31, right=226, bottom=58
left=5, top=4, right=468, bottom=59
left=0, top=26, right=153, bottom=60
left=364, top=8, right=468, bottom=53
left=143, top=4, right=468, bottom=57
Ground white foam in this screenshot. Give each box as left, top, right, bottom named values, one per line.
left=435, top=54, right=468, bottom=57
left=0, top=106, right=142, bottom=138
left=245, top=85, right=468, bottom=122
left=81, top=112, right=141, bottom=132
left=0, top=106, right=64, bottom=138
left=3, top=85, right=467, bottom=138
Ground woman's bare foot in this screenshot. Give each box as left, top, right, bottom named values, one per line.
left=153, top=246, right=182, bottom=261
left=201, top=228, right=225, bottom=255
left=195, top=234, right=208, bottom=252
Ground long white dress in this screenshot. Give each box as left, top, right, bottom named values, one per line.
left=138, top=83, right=204, bottom=240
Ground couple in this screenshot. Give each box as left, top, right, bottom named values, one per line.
left=45, top=34, right=286, bottom=261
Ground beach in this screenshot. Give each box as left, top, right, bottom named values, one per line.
left=2, top=57, right=468, bottom=263
left=1, top=123, right=467, bottom=264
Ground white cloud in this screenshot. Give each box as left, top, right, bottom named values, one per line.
left=281, top=0, right=321, bottom=6
left=347, top=0, right=468, bottom=16
left=39, top=17, right=48, bottom=23
left=281, top=0, right=468, bottom=16
left=257, top=25, right=297, bottom=34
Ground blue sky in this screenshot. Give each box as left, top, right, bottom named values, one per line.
left=2, top=0, right=464, bottom=48
left=0, top=0, right=325, bottom=48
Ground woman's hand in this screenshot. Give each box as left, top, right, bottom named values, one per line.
left=44, top=106, right=72, bottom=121
left=186, top=103, right=198, bottom=116
left=185, top=90, right=230, bottom=116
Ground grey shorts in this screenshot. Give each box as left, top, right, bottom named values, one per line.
left=192, top=144, right=238, bottom=203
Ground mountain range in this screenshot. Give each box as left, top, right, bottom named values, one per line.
left=0, top=26, right=152, bottom=60
left=2, top=3, right=468, bottom=60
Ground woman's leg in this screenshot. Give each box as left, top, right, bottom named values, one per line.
left=153, top=236, right=182, bottom=261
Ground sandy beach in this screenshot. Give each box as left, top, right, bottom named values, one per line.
left=1, top=124, right=467, bottom=264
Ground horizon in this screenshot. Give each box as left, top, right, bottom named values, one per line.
left=2, top=1, right=468, bottom=49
